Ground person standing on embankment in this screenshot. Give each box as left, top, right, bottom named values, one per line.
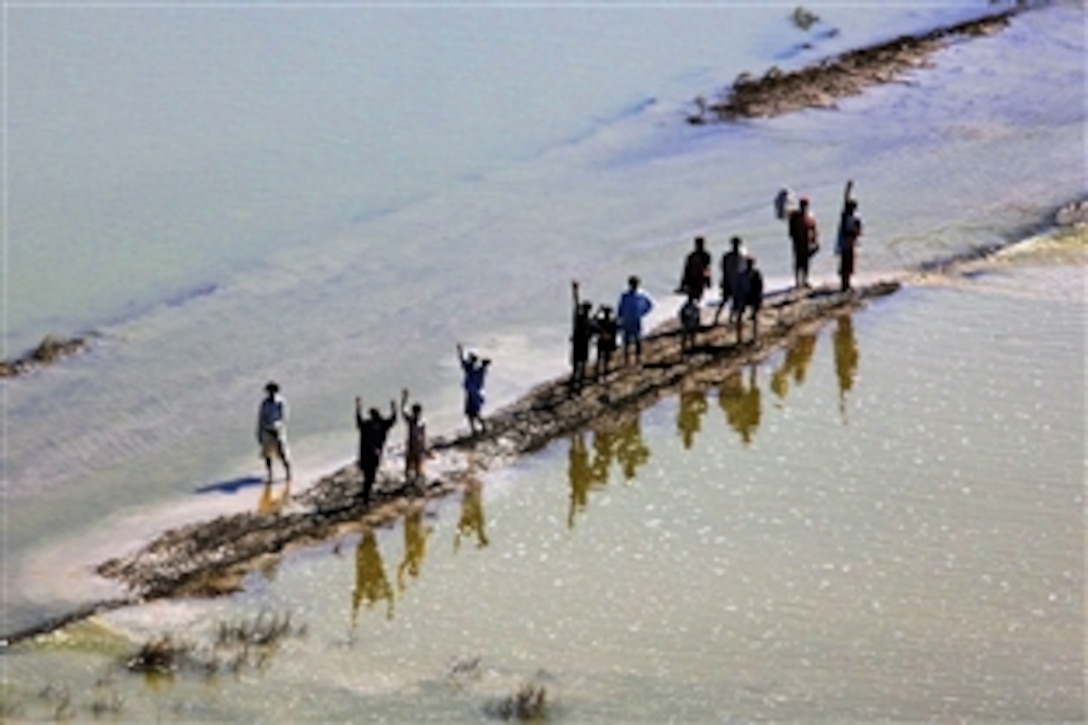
left=617, top=275, right=654, bottom=365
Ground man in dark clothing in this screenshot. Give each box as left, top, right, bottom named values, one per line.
left=739, top=256, right=764, bottom=343
left=569, top=280, right=595, bottom=396
left=788, top=197, right=818, bottom=289
left=712, top=235, right=746, bottom=325
left=677, top=236, right=712, bottom=300
left=838, top=199, right=862, bottom=292
left=593, top=304, right=618, bottom=379
left=356, top=396, right=397, bottom=508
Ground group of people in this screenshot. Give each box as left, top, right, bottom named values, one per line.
left=257, top=183, right=863, bottom=506
left=567, top=276, right=655, bottom=394
left=566, top=181, right=862, bottom=392
left=256, top=343, right=492, bottom=509
left=780, top=180, right=863, bottom=293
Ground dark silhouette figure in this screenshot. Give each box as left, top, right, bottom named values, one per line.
left=788, top=196, right=818, bottom=289
left=593, top=304, right=618, bottom=379
left=679, top=294, right=701, bottom=356
left=713, top=236, right=747, bottom=326
left=356, top=396, right=397, bottom=508
left=677, top=236, right=712, bottom=300
left=718, top=367, right=762, bottom=446
left=458, top=343, right=491, bottom=435
left=569, top=280, right=595, bottom=395
left=744, top=257, right=764, bottom=342
left=838, top=199, right=862, bottom=292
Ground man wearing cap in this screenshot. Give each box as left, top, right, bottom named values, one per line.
left=788, top=196, right=819, bottom=289
left=257, top=381, right=292, bottom=483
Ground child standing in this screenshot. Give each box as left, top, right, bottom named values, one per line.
left=400, top=388, right=426, bottom=486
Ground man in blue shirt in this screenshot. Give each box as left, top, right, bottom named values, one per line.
left=617, top=275, right=654, bottom=365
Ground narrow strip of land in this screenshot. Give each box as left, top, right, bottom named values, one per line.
left=689, top=8, right=1022, bottom=123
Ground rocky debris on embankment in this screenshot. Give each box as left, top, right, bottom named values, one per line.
left=87, top=281, right=899, bottom=609
left=688, top=7, right=1026, bottom=123
left=2, top=281, right=901, bottom=648
left=0, top=333, right=95, bottom=378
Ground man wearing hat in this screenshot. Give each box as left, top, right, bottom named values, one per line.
left=257, top=381, right=292, bottom=483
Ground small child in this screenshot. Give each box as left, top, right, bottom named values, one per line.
left=400, top=388, right=426, bottom=486
left=593, top=304, right=618, bottom=379
left=679, top=294, right=700, bottom=354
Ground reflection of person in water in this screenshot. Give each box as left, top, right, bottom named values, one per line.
left=589, top=428, right=615, bottom=485
left=352, top=530, right=394, bottom=630
left=615, top=412, right=651, bottom=481
left=567, top=432, right=595, bottom=528
left=719, top=366, right=762, bottom=446
left=676, top=386, right=709, bottom=450
left=397, top=507, right=433, bottom=592
left=833, top=314, right=860, bottom=418
left=770, top=333, right=817, bottom=400
left=454, top=477, right=489, bottom=551
left=256, top=478, right=291, bottom=517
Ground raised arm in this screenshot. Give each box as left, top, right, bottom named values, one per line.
left=400, top=388, right=410, bottom=418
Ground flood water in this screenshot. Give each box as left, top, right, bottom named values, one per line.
left=3, top=242, right=1082, bottom=721
left=3, top=1, right=1084, bottom=720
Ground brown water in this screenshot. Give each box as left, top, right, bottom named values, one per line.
left=2, top=249, right=1083, bottom=721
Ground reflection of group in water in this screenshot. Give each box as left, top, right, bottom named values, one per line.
left=565, top=312, right=861, bottom=518
left=567, top=412, right=651, bottom=528
left=567, top=181, right=862, bottom=393
left=350, top=480, right=488, bottom=631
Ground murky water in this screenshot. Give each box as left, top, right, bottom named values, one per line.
left=4, top=245, right=1082, bottom=721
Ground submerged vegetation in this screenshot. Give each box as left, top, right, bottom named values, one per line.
left=484, top=682, right=550, bottom=721
left=124, top=609, right=306, bottom=679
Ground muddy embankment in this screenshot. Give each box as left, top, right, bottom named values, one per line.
left=1, top=2, right=1075, bottom=648
left=0, top=334, right=96, bottom=379
left=96, top=282, right=901, bottom=611
left=0, top=281, right=897, bottom=648
left=688, top=5, right=1028, bottom=123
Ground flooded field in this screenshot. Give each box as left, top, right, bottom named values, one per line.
left=4, top=250, right=1082, bottom=722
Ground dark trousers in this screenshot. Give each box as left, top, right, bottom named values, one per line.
left=359, top=458, right=379, bottom=505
